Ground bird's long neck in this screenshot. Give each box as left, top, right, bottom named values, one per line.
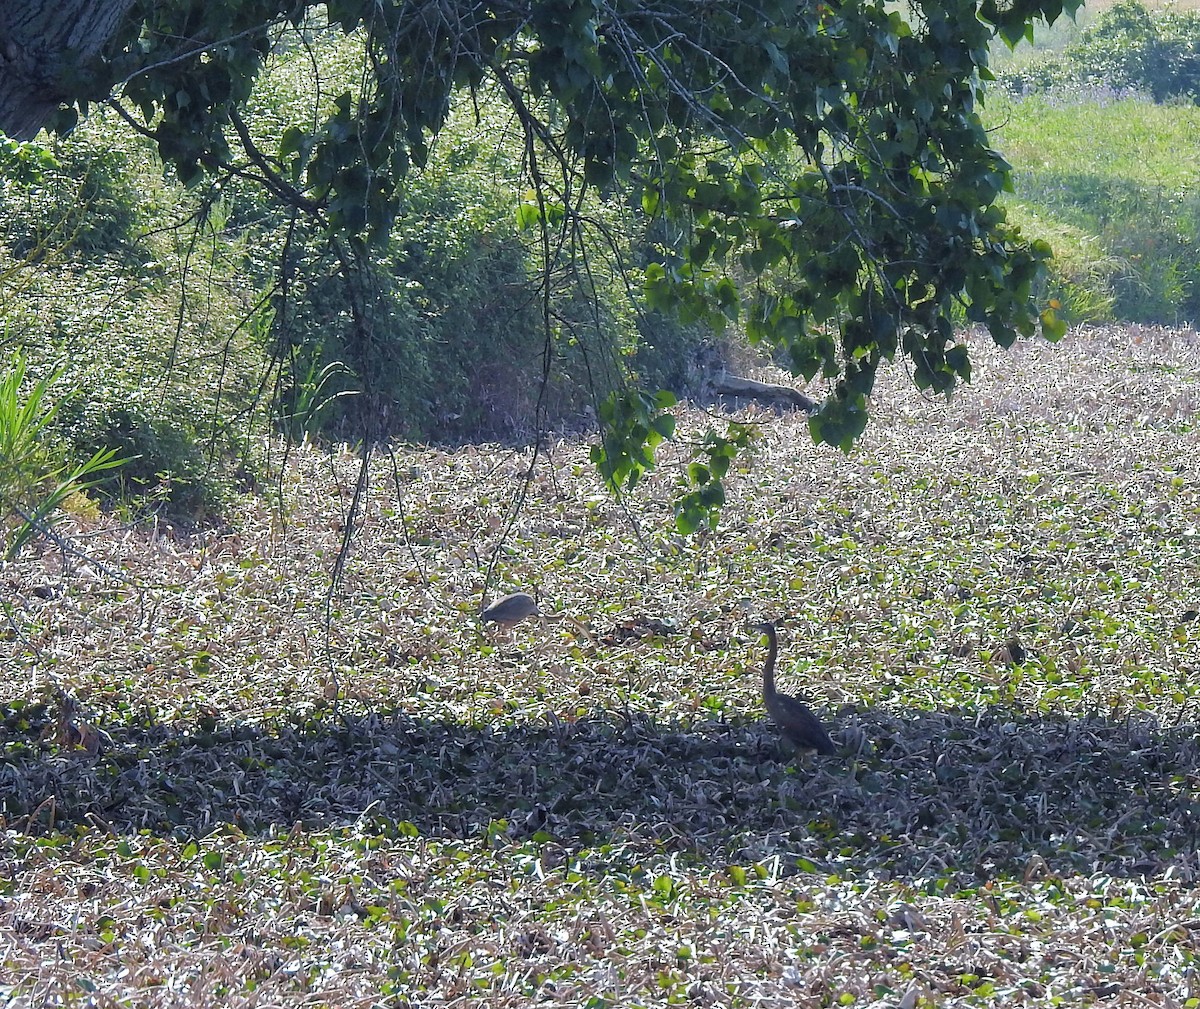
left=761, top=625, right=779, bottom=699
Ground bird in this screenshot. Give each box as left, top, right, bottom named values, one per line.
left=481, top=591, right=540, bottom=628
left=753, top=621, right=837, bottom=757
left=995, top=636, right=1027, bottom=665
left=479, top=591, right=598, bottom=648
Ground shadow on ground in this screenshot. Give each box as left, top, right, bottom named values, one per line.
left=2, top=700, right=1198, bottom=881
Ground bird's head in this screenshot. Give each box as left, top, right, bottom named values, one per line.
left=749, top=619, right=779, bottom=639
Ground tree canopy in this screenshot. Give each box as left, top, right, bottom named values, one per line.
left=2, top=0, right=1075, bottom=529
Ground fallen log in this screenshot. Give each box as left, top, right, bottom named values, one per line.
left=711, top=372, right=819, bottom=413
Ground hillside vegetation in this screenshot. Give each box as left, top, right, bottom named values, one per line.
left=987, top=91, right=1200, bottom=325
left=0, top=36, right=702, bottom=523
left=1, top=326, right=1198, bottom=1005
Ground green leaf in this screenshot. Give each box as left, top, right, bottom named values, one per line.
left=279, top=126, right=306, bottom=159
left=1040, top=307, right=1067, bottom=342
left=650, top=414, right=676, bottom=441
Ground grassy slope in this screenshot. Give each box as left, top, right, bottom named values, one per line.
left=991, top=97, right=1200, bottom=199
left=983, top=0, right=1200, bottom=326
left=984, top=93, right=1200, bottom=324
left=1, top=325, right=1199, bottom=1006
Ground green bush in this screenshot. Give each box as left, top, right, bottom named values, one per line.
left=1032, top=170, right=1200, bottom=324
left=0, top=133, right=159, bottom=264
left=236, top=49, right=709, bottom=445
left=1067, top=0, right=1200, bottom=101
left=994, top=53, right=1074, bottom=95
left=53, top=390, right=224, bottom=517
left=223, top=43, right=573, bottom=444
left=995, top=0, right=1200, bottom=101
left=250, top=133, right=607, bottom=444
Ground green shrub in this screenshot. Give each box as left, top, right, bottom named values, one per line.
left=54, top=391, right=224, bottom=517
left=0, top=133, right=152, bottom=264
left=250, top=144, right=583, bottom=444
left=1067, top=0, right=1200, bottom=101
left=995, top=0, right=1200, bottom=101
left=0, top=115, right=266, bottom=519
left=237, top=51, right=706, bottom=444
left=1006, top=169, right=1200, bottom=323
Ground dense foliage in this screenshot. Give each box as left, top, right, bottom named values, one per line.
left=14, top=0, right=1200, bottom=531
left=6, top=0, right=1078, bottom=526
left=0, top=125, right=264, bottom=515
left=0, top=73, right=698, bottom=517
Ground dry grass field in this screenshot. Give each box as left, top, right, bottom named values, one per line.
left=1, top=324, right=1199, bottom=1007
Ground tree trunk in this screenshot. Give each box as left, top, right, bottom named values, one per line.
left=0, top=0, right=133, bottom=140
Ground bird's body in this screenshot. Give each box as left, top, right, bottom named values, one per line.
left=755, top=621, right=836, bottom=756
left=481, top=592, right=540, bottom=628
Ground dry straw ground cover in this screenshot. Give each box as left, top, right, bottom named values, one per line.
left=2, top=324, right=1199, bottom=1007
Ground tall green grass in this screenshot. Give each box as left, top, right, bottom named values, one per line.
left=986, top=90, right=1200, bottom=324
left=0, top=350, right=124, bottom=556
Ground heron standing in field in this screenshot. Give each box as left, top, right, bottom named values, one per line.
left=753, top=620, right=837, bottom=757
